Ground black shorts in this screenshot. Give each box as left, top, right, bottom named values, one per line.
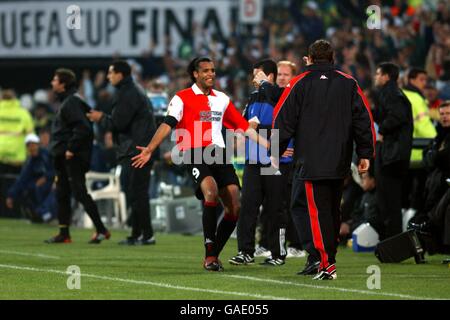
left=185, top=162, right=241, bottom=200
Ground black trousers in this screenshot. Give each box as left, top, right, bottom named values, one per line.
left=237, top=164, right=288, bottom=258
left=291, top=175, right=343, bottom=269
left=121, top=158, right=153, bottom=240
left=375, top=158, right=408, bottom=240
left=259, top=163, right=301, bottom=249
left=54, top=155, right=105, bottom=232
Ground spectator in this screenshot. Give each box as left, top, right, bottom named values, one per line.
left=418, top=101, right=450, bottom=218
left=424, top=80, right=443, bottom=122
left=0, top=89, right=34, bottom=172
left=38, top=126, right=52, bottom=150
left=6, top=133, right=56, bottom=223
left=373, top=62, right=413, bottom=240
left=410, top=101, right=450, bottom=254
left=404, top=68, right=437, bottom=163
left=290, top=0, right=325, bottom=46
left=340, top=163, right=378, bottom=241
left=33, top=102, right=54, bottom=134
left=403, top=67, right=437, bottom=212
left=0, top=89, right=35, bottom=218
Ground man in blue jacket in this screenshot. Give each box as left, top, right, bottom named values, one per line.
left=229, top=59, right=289, bottom=267
left=6, top=134, right=56, bottom=223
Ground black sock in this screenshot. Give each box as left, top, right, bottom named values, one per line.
left=203, top=201, right=218, bottom=257
left=59, top=225, right=70, bottom=237
left=215, top=214, right=238, bottom=256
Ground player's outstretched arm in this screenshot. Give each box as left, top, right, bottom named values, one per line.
left=244, top=127, right=270, bottom=150
left=132, top=123, right=172, bottom=168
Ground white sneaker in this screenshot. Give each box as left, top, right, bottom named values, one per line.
left=286, top=247, right=306, bottom=258
left=254, top=246, right=271, bottom=257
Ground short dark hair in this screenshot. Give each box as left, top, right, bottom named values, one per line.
left=55, top=68, right=77, bottom=90
left=377, top=62, right=400, bottom=82
left=111, top=60, right=131, bottom=78
left=439, top=100, right=450, bottom=109
left=308, top=39, right=334, bottom=63
left=407, top=67, right=427, bottom=81
left=187, top=57, right=213, bottom=83
left=253, top=59, right=278, bottom=83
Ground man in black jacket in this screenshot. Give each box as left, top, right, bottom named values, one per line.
left=373, top=62, right=413, bottom=240
left=47, top=68, right=110, bottom=244
left=272, top=40, right=375, bottom=280
left=410, top=101, right=450, bottom=253
left=88, top=61, right=157, bottom=245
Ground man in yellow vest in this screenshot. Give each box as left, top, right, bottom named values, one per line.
left=0, top=89, right=34, bottom=218
left=403, top=68, right=437, bottom=164
left=0, top=89, right=34, bottom=171
left=403, top=68, right=437, bottom=212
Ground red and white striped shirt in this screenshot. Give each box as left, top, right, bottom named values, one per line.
left=167, top=84, right=249, bottom=150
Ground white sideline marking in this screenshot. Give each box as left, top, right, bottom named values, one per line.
left=0, top=264, right=292, bottom=300
left=0, top=250, right=60, bottom=260
left=224, top=275, right=446, bottom=300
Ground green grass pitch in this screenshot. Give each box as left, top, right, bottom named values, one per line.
left=0, top=218, right=448, bottom=300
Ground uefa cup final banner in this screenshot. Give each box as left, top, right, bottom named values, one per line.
left=0, top=0, right=231, bottom=57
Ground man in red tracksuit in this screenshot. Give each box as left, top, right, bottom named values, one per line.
left=272, top=40, right=375, bottom=280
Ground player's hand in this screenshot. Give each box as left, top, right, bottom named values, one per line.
left=253, top=71, right=269, bottom=88
left=86, top=110, right=104, bottom=122
left=302, top=56, right=313, bottom=66
left=132, top=146, right=152, bottom=168
left=282, top=148, right=294, bottom=158
left=65, top=150, right=74, bottom=160
left=339, top=222, right=351, bottom=237
left=248, top=121, right=258, bottom=130
left=35, top=177, right=47, bottom=187
left=6, top=197, right=13, bottom=209
left=357, top=158, right=370, bottom=174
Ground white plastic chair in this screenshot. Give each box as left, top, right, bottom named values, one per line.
left=84, top=166, right=127, bottom=228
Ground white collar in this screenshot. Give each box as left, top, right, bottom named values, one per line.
left=192, top=83, right=213, bottom=96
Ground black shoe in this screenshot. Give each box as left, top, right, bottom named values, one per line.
left=217, top=258, right=224, bottom=272
left=297, top=260, right=320, bottom=275
left=138, top=236, right=156, bottom=245
left=260, top=257, right=285, bottom=266
left=204, top=256, right=223, bottom=272
left=45, top=234, right=72, bottom=244
left=313, top=264, right=337, bottom=280
left=89, top=230, right=111, bottom=244
left=118, top=237, right=138, bottom=245
left=228, top=252, right=255, bottom=265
